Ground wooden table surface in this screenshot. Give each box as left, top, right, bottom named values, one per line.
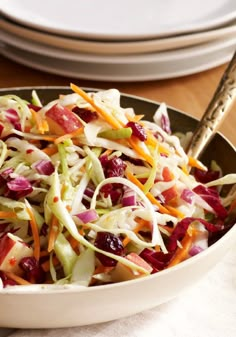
left=0, top=54, right=235, bottom=146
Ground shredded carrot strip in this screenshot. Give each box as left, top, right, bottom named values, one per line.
left=31, top=135, right=57, bottom=142
left=79, top=227, right=85, bottom=236
left=102, top=149, right=113, bottom=157
left=5, top=271, right=32, bottom=285
left=26, top=206, right=40, bottom=261
left=40, top=250, right=49, bottom=257
left=70, top=83, right=123, bottom=129
left=28, top=139, right=41, bottom=145
left=41, top=146, right=58, bottom=155
left=126, top=113, right=145, bottom=122
left=229, top=199, right=236, bottom=214
left=93, top=265, right=113, bottom=275
left=167, top=232, right=195, bottom=267
left=188, top=156, right=207, bottom=171
left=67, top=235, right=80, bottom=251
left=47, top=216, right=59, bottom=253
left=123, top=218, right=150, bottom=247
left=0, top=211, right=17, bottom=218
left=165, top=205, right=185, bottom=219
left=54, top=126, right=84, bottom=144
left=158, top=224, right=174, bottom=234
left=126, top=171, right=170, bottom=215
left=90, top=265, right=114, bottom=285
left=168, top=228, right=198, bottom=268
left=30, top=109, right=49, bottom=134
left=41, top=256, right=59, bottom=272
left=128, top=137, right=154, bottom=166
left=145, top=131, right=170, bottom=156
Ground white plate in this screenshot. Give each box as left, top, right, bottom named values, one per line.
left=0, top=39, right=235, bottom=82
left=1, top=17, right=236, bottom=55
left=0, top=0, right=236, bottom=40
left=1, top=27, right=236, bottom=65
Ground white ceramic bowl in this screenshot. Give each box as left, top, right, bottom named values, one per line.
left=0, top=87, right=235, bottom=329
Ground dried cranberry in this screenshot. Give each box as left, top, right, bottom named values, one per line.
left=40, top=223, right=49, bottom=236
left=126, top=122, right=147, bottom=141
left=194, top=168, right=220, bottom=184
left=99, top=154, right=110, bottom=170
left=100, top=183, right=112, bottom=198
left=94, top=232, right=124, bottom=266
left=72, top=107, right=98, bottom=123
left=19, top=256, right=45, bottom=283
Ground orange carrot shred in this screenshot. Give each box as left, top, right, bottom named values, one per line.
left=102, top=149, right=113, bottom=157
left=145, top=131, right=170, bottom=156
left=30, top=109, right=49, bottom=134
left=229, top=199, right=236, bottom=214
left=54, top=126, right=84, bottom=144
left=41, top=256, right=59, bottom=272
left=125, top=171, right=170, bottom=215
left=188, top=156, right=207, bottom=171
left=70, top=83, right=124, bottom=129
left=123, top=218, right=150, bottom=247
left=165, top=205, right=185, bottom=219
left=41, top=146, right=58, bottom=155
left=26, top=206, right=40, bottom=261
left=128, top=137, right=154, bottom=166
left=167, top=233, right=194, bottom=267
left=0, top=211, right=17, bottom=218
left=40, top=250, right=49, bottom=257
left=4, top=271, right=32, bottom=285
left=126, top=113, right=145, bottom=122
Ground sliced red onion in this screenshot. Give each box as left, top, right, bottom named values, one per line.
left=27, top=103, right=41, bottom=112
left=122, top=187, right=136, bottom=206
left=0, top=167, right=14, bottom=180
left=84, top=187, right=95, bottom=198
left=75, top=209, right=98, bottom=224
left=33, top=160, right=54, bottom=176
left=189, top=245, right=204, bottom=256
left=193, top=184, right=228, bottom=219
left=7, top=176, right=32, bottom=191
left=5, top=109, right=21, bottom=131
left=161, top=114, right=171, bottom=134
left=180, top=188, right=195, bottom=204
left=6, top=176, right=33, bottom=199
left=6, top=109, right=19, bottom=123
left=0, top=124, right=4, bottom=137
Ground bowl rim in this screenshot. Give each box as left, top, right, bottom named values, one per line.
left=0, top=85, right=235, bottom=295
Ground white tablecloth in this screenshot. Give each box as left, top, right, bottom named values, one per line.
left=8, top=248, right=236, bottom=337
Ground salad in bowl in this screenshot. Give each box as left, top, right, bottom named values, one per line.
left=0, top=83, right=235, bottom=291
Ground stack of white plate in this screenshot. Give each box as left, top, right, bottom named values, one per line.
left=0, top=0, right=236, bottom=82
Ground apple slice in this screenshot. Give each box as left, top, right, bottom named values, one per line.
left=45, top=103, right=82, bottom=135
left=0, top=233, right=33, bottom=275
left=111, top=252, right=152, bottom=282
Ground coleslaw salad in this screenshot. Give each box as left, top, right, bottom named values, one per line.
left=0, top=84, right=235, bottom=289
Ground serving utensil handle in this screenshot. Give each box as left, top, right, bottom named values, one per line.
left=187, top=50, right=236, bottom=159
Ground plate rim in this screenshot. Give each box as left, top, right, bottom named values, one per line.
left=1, top=0, right=236, bottom=40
